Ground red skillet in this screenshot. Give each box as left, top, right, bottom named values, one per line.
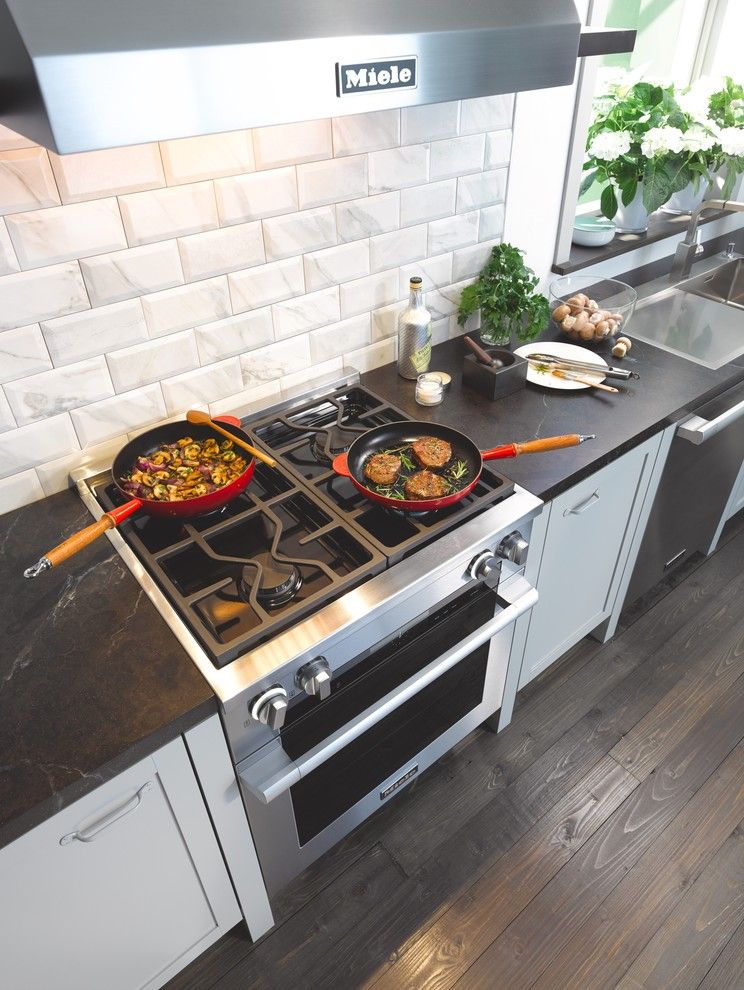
left=24, top=417, right=257, bottom=578
left=332, top=421, right=594, bottom=513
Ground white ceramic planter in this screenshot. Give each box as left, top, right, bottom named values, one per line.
left=613, top=182, right=648, bottom=233
left=661, top=179, right=707, bottom=215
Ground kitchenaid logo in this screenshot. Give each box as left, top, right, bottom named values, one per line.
left=337, top=57, right=417, bottom=95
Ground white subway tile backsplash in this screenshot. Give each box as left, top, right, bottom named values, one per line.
left=35, top=434, right=129, bottom=496
left=309, top=314, right=371, bottom=363
left=400, top=180, right=457, bottom=226
left=485, top=130, right=513, bottom=168
left=428, top=211, right=479, bottom=255
left=401, top=103, right=459, bottom=145
left=369, top=145, right=429, bottom=194
left=0, top=413, right=80, bottom=479
left=479, top=203, right=506, bottom=241
left=70, top=384, right=167, bottom=447
left=229, top=256, right=305, bottom=312
left=263, top=206, right=337, bottom=261
left=452, top=239, right=500, bottom=281
left=332, top=111, right=400, bottom=156
left=194, top=310, right=274, bottom=364
left=460, top=95, right=514, bottom=135
left=456, top=168, right=508, bottom=212
left=80, top=242, right=184, bottom=306
left=0, top=219, right=19, bottom=275
left=6, top=199, right=127, bottom=269
left=344, top=337, right=396, bottom=374
left=209, top=380, right=282, bottom=419
left=340, top=270, right=399, bottom=319
left=397, top=254, right=454, bottom=297
left=304, top=241, right=370, bottom=291
left=119, top=182, right=218, bottom=246
left=49, top=145, right=165, bottom=203
left=177, top=222, right=265, bottom=281
left=253, top=120, right=333, bottom=170
left=4, top=356, right=113, bottom=426
left=429, top=135, right=485, bottom=181
left=105, top=329, right=199, bottom=392
left=215, top=167, right=298, bottom=225
left=425, top=279, right=471, bottom=321
left=161, top=358, right=243, bottom=416
left=336, top=192, right=399, bottom=242
left=240, top=337, right=311, bottom=386
left=272, top=286, right=340, bottom=340
left=0, top=148, right=60, bottom=217
left=160, top=131, right=255, bottom=184
left=297, top=155, right=368, bottom=210
left=369, top=224, right=428, bottom=274
left=0, top=262, right=89, bottom=331
left=0, top=388, right=15, bottom=432
left=40, top=299, right=147, bottom=367
left=0, top=469, right=44, bottom=513
left=370, top=302, right=399, bottom=341
left=0, top=324, right=52, bottom=384
left=141, top=276, right=231, bottom=337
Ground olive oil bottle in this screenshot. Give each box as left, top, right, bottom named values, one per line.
left=397, top=276, right=432, bottom=379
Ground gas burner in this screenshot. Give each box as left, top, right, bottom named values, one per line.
left=241, top=553, right=303, bottom=608
left=311, top=423, right=362, bottom=464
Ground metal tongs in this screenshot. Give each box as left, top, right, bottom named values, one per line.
left=526, top=352, right=640, bottom=381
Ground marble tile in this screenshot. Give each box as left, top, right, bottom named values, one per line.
left=240, top=336, right=311, bottom=386
left=401, top=102, right=460, bottom=145
left=397, top=254, right=454, bottom=297
left=486, top=130, right=513, bottom=169
left=368, top=145, right=429, bottom=194
left=0, top=469, right=44, bottom=514
left=161, top=358, right=243, bottom=416
left=194, top=309, right=274, bottom=364
left=280, top=357, right=344, bottom=394
left=229, top=256, right=305, bottom=312
left=79, top=241, right=184, bottom=307
left=253, top=120, right=333, bottom=170
left=429, top=135, right=485, bottom=181
left=479, top=203, right=506, bottom=242
left=35, top=434, right=129, bottom=496
left=141, top=276, right=231, bottom=337
left=425, top=279, right=472, bottom=321
left=0, top=262, right=89, bottom=332
left=344, top=337, right=396, bottom=374
left=262, top=206, right=337, bottom=261
left=209, top=379, right=282, bottom=419
left=105, top=329, right=199, bottom=392
left=272, top=286, right=340, bottom=340
left=297, top=155, right=368, bottom=210
left=453, top=239, right=501, bottom=281
left=0, top=323, right=51, bottom=384
left=456, top=168, right=508, bottom=212
left=119, top=182, right=218, bottom=246
left=4, top=355, right=114, bottom=426
left=460, top=94, right=514, bottom=135
left=430, top=316, right=452, bottom=346
left=0, top=125, right=35, bottom=152
left=49, top=145, right=165, bottom=203
left=0, top=388, right=15, bottom=432
left=160, top=131, right=254, bottom=184
left=303, top=241, right=370, bottom=291
left=70, top=383, right=167, bottom=447
left=0, top=412, right=80, bottom=479
left=0, top=148, right=60, bottom=217
left=369, top=224, right=428, bottom=275
left=332, top=110, right=400, bottom=156
left=215, top=167, right=298, bottom=225
left=177, top=222, right=265, bottom=281
left=336, top=192, right=400, bottom=242
left=428, top=211, right=480, bottom=255
left=0, top=219, right=19, bottom=275
left=370, top=302, right=399, bottom=341
left=400, top=180, right=457, bottom=226
left=340, top=270, right=399, bottom=319
left=309, top=314, right=371, bottom=363
left=40, top=299, right=147, bottom=367
left=6, top=198, right=127, bottom=269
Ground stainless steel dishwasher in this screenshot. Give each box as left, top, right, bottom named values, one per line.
left=625, top=375, right=744, bottom=605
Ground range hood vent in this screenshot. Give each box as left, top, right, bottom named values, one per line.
left=0, top=0, right=634, bottom=154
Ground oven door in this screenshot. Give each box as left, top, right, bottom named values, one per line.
left=238, top=573, right=537, bottom=894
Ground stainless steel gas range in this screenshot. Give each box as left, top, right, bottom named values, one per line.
left=74, top=370, right=542, bottom=895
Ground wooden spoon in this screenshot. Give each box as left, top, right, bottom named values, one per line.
left=186, top=409, right=277, bottom=468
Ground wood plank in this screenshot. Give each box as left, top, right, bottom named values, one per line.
left=529, top=738, right=744, bottom=990
left=698, top=915, right=744, bottom=990
left=615, top=822, right=744, bottom=990
left=452, top=672, right=744, bottom=990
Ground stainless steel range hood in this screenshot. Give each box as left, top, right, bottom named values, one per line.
left=0, top=0, right=634, bottom=154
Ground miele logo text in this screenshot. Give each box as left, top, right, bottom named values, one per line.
left=337, top=58, right=417, bottom=96
left=380, top=764, right=418, bottom=800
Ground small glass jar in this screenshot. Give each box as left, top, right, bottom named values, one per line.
left=415, top=373, right=444, bottom=406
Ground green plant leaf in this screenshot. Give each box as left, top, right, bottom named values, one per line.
left=579, top=169, right=599, bottom=195
left=600, top=184, right=618, bottom=220
left=620, top=176, right=637, bottom=206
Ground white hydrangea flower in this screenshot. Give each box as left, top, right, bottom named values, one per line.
left=718, top=126, right=744, bottom=156
left=677, top=76, right=723, bottom=124
left=588, top=130, right=632, bottom=161
left=640, top=126, right=684, bottom=158
left=681, top=125, right=717, bottom=153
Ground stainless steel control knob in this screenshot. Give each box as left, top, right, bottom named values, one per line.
left=497, top=531, right=529, bottom=565
left=297, top=658, right=332, bottom=700
left=468, top=550, right=502, bottom=590
left=250, top=687, right=288, bottom=730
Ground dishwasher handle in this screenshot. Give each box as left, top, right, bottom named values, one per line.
left=677, top=393, right=744, bottom=445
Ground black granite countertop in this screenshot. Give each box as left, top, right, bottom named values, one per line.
left=0, top=491, right=215, bottom=850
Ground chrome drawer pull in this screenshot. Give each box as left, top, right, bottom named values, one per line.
left=564, top=490, right=600, bottom=516
left=59, top=781, right=153, bottom=845
left=676, top=395, right=744, bottom=445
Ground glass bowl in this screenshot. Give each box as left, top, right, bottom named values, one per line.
left=549, top=275, right=636, bottom=345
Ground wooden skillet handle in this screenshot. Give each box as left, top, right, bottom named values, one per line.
left=24, top=514, right=118, bottom=578
left=512, top=434, right=585, bottom=455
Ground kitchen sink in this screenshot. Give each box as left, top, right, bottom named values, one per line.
left=678, top=257, right=744, bottom=311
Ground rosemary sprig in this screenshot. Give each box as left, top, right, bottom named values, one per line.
left=445, top=459, right=469, bottom=482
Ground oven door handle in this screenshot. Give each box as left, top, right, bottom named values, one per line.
left=239, top=578, right=538, bottom=805
left=676, top=394, right=744, bottom=444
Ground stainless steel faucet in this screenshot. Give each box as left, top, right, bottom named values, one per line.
left=670, top=199, right=744, bottom=281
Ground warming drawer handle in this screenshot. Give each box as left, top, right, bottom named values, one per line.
left=676, top=395, right=744, bottom=445
left=59, top=781, right=153, bottom=845
left=564, top=490, right=600, bottom=516
left=239, top=579, right=538, bottom=805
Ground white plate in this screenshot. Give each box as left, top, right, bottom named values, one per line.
left=514, top=341, right=609, bottom=391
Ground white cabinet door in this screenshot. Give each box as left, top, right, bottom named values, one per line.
left=0, top=734, right=240, bottom=990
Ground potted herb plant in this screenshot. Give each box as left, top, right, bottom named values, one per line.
left=457, top=243, right=549, bottom=347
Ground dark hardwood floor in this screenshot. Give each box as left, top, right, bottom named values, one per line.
left=168, top=511, right=744, bottom=990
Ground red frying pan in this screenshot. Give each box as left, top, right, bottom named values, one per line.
left=332, top=421, right=594, bottom=513
left=24, top=416, right=257, bottom=578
